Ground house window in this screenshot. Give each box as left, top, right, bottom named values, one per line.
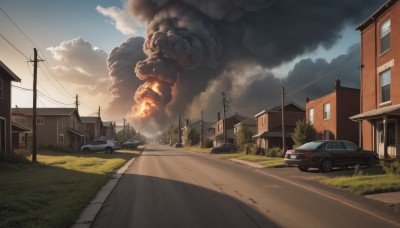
left=261, top=116, right=266, bottom=127
left=309, top=108, right=314, bottom=124
left=324, top=130, right=331, bottom=140
left=323, top=103, right=330, bottom=120
left=36, top=117, right=44, bottom=125
left=59, top=134, right=64, bottom=143
left=61, top=118, right=66, bottom=127
left=218, top=123, right=222, bottom=132
left=380, top=69, right=391, bottom=103
left=380, top=19, right=390, bottom=53
left=0, top=79, right=3, bottom=99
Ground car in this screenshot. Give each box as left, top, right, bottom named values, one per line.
left=81, top=139, right=119, bottom=153
left=210, top=143, right=237, bottom=154
left=173, top=143, right=183, bottom=148
left=122, top=140, right=138, bottom=149
left=284, top=140, right=379, bottom=172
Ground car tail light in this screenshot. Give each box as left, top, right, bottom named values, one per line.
left=303, top=151, right=313, bottom=158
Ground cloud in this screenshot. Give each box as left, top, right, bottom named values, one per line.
left=96, top=5, right=144, bottom=35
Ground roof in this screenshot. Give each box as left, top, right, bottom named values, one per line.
left=350, top=104, right=400, bottom=121
left=255, top=101, right=305, bottom=118
left=0, top=60, right=21, bottom=82
left=12, top=108, right=77, bottom=116
left=68, top=128, right=89, bottom=137
left=81, top=116, right=101, bottom=123
left=356, top=0, right=399, bottom=31
left=211, top=114, right=248, bottom=127
left=103, top=121, right=113, bottom=127
left=252, top=125, right=295, bottom=138
left=234, top=117, right=257, bottom=127
left=12, top=122, right=31, bottom=132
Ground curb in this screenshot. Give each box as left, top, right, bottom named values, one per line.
left=230, top=158, right=265, bottom=169
left=70, top=157, right=136, bottom=228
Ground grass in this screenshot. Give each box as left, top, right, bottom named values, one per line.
left=185, top=146, right=285, bottom=168
left=0, top=149, right=140, bottom=228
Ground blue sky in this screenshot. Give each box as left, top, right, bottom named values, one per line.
left=0, top=0, right=377, bottom=124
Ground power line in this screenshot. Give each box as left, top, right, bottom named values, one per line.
left=0, top=33, right=29, bottom=59
left=12, top=85, right=73, bottom=106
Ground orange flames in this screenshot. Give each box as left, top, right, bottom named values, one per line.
left=133, top=81, right=162, bottom=118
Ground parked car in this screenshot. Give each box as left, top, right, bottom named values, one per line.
left=284, top=140, right=379, bottom=172
left=81, top=139, right=119, bottom=153
left=173, top=143, right=183, bottom=148
left=210, top=143, right=237, bottom=154
left=122, top=140, right=138, bottom=149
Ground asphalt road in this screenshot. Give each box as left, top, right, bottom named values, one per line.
left=92, top=144, right=400, bottom=228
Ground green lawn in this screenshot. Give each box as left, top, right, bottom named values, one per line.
left=0, top=150, right=139, bottom=228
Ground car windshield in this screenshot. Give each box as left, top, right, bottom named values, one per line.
left=296, top=141, right=325, bottom=150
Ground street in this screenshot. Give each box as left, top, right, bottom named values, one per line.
left=92, top=144, right=400, bottom=228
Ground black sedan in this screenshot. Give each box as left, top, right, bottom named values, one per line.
left=284, top=140, right=379, bottom=172
left=210, top=143, right=237, bottom=154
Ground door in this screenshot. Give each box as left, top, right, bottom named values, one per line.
left=326, top=141, right=347, bottom=165
left=377, top=122, right=396, bottom=158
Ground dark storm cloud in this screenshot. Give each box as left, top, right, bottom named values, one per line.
left=104, top=37, right=146, bottom=119
left=121, top=0, right=381, bottom=129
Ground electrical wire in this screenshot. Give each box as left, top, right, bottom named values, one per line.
left=0, top=33, right=29, bottom=60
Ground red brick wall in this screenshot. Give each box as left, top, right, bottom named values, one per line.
left=336, top=88, right=360, bottom=144
left=257, top=113, right=268, bottom=133
left=306, top=92, right=337, bottom=139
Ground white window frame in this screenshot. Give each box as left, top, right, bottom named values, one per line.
left=380, top=18, right=390, bottom=54
left=36, top=117, right=44, bottom=125
left=323, top=103, right=330, bottom=120
left=59, top=134, right=64, bottom=144
left=380, top=69, right=391, bottom=104
left=309, top=108, right=314, bottom=124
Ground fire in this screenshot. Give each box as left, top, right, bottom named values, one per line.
left=133, top=81, right=162, bottom=118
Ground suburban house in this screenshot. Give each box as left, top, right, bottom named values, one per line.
left=102, top=121, right=115, bottom=140
left=306, top=79, right=360, bottom=144
left=252, top=102, right=305, bottom=150
left=81, top=116, right=103, bottom=142
left=233, top=117, right=257, bottom=144
left=12, top=120, right=31, bottom=151
left=351, top=0, right=400, bottom=158
left=211, top=113, right=247, bottom=146
left=0, top=61, right=21, bottom=154
left=181, top=119, right=214, bottom=146
left=12, top=108, right=89, bottom=151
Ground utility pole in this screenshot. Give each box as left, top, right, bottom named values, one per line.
left=221, top=92, right=229, bottom=143
left=127, top=122, right=130, bottom=140
left=31, top=48, right=38, bottom=162
left=123, top=118, right=126, bottom=142
left=75, top=94, right=80, bottom=111
left=200, top=110, right=204, bottom=148
left=98, top=106, right=101, bottom=117
left=282, top=86, right=286, bottom=154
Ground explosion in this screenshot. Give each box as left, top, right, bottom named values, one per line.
left=133, top=81, right=163, bottom=118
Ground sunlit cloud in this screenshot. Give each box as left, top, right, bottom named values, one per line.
left=96, top=5, right=144, bottom=35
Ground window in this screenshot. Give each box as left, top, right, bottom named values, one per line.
left=324, top=130, right=331, bottom=140
left=380, top=70, right=391, bottom=103
left=380, top=19, right=390, bottom=53
left=36, top=117, right=44, bottom=125
left=0, top=79, right=3, bottom=99
left=323, top=103, right=330, bottom=120
left=218, top=123, right=222, bottom=132
left=343, top=141, right=358, bottom=150
left=61, top=118, right=66, bottom=127
left=309, top=108, right=314, bottom=124
left=59, top=134, right=64, bottom=143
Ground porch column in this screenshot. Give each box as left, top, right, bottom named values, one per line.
left=383, top=115, right=388, bottom=158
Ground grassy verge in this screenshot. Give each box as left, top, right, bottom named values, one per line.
left=0, top=150, right=139, bottom=228
left=185, top=146, right=285, bottom=168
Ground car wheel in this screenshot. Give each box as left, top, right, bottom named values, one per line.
left=83, top=147, right=90, bottom=153
left=298, top=164, right=309, bottom=172
left=366, top=156, right=378, bottom=167
left=105, top=147, right=113, bottom=154
left=320, top=159, right=332, bottom=173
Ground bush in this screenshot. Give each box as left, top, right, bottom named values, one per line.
left=266, top=147, right=283, bottom=157
left=251, top=147, right=265, bottom=155
left=381, top=159, right=400, bottom=175
left=0, top=150, right=30, bottom=163
left=202, top=138, right=214, bottom=148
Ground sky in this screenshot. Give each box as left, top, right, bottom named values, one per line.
left=0, top=0, right=384, bottom=134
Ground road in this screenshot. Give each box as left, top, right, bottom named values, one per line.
left=92, top=144, right=400, bottom=228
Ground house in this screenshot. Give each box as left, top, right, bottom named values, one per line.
left=0, top=61, right=21, bottom=154
left=306, top=79, right=360, bottom=144
left=233, top=117, right=257, bottom=144
left=351, top=0, right=400, bottom=158
left=12, top=121, right=31, bottom=150
left=210, top=113, right=248, bottom=146
left=181, top=119, right=214, bottom=146
left=12, top=108, right=89, bottom=151
left=252, top=102, right=305, bottom=150
left=102, top=121, right=115, bottom=140
left=81, top=116, right=103, bottom=142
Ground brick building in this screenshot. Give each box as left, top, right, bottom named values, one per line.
left=211, top=113, right=247, bottom=146
left=306, top=79, right=360, bottom=144
left=351, top=0, right=400, bottom=158
left=253, top=102, right=305, bottom=150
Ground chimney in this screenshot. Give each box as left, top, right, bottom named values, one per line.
left=334, top=78, right=341, bottom=90
left=217, top=112, right=220, bottom=121
left=306, top=97, right=309, bottom=103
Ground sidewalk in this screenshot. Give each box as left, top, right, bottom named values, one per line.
left=230, top=158, right=400, bottom=205
left=70, top=157, right=136, bottom=228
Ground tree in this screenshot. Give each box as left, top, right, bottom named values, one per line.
left=185, top=127, right=200, bottom=146
left=291, top=119, right=318, bottom=148
left=235, top=124, right=253, bottom=149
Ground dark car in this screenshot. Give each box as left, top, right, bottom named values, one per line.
left=122, top=140, right=138, bottom=149
left=284, top=140, right=379, bottom=172
left=210, top=143, right=237, bottom=154
left=173, top=143, right=183, bottom=148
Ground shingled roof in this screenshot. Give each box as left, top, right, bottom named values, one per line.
left=12, top=108, right=77, bottom=116
left=0, top=60, right=21, bottom=82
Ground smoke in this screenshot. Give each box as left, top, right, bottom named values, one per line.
left=104, top=37, right=146, bottom=120
left=115, top=0, right=381, bottom=131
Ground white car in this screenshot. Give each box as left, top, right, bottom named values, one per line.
left=81, top=139, right=118, bottom=153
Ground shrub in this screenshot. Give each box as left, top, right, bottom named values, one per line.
left=381, top=159, right=400, bottom=175
left=291, top=119, right=318, bottom=148
left=202, top=138, right=214, bottom=148
left=0, top=149, right=30, bottom=163
left=266, top=147, right=282, bottom=157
